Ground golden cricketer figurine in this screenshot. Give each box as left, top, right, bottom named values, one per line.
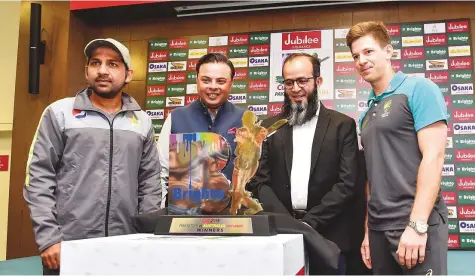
left=229, top=111, right=287, bottom=215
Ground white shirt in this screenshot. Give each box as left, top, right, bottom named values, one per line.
left=290, top=102, right=320, bottom=210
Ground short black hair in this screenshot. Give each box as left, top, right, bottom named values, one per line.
left=282, top=52, right=320, bottom=78
left=196, top=53, right=235, bottom=79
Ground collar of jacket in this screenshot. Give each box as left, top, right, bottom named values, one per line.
left=73, top=88, right=142, bottom=112
left=193, top=98, right=231, bottom=116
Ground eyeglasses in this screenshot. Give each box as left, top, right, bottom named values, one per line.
left=283, top=77, right=315, bottom=89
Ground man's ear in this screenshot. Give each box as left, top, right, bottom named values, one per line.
left=125, top=69, right=134, bottom=84
left=84, top=66, right=88, bottom=80
left=385, top=44, right=394, bottom=61
left=316, top=76, right=323, bottom=87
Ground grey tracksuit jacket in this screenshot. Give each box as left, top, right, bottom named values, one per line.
left=23, top=89, right=161, bottom=252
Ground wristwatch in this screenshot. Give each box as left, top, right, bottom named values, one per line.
left=408, top=220, right=428, bottom=235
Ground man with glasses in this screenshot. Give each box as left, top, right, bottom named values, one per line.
left=248, top=53, right=360, bottom=274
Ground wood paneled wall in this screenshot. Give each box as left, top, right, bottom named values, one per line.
left=7, top=0, right=475, bottom=258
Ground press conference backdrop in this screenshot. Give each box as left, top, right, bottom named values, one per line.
left=145, top=18, right=475, bottom=250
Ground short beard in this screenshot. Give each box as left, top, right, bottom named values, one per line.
left=282, top=86, right=319, bottom=126
left=89, top=84, right=123, bottom=99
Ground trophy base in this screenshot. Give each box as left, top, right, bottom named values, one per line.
left=154, top=214, right=277, bottom=236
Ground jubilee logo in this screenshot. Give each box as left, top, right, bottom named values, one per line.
left=146, top=109, right=164, bottom=120
left=187, top=59, right=198, bottom=71
left=449, top=57, right=472, bottom=70
left=250, top=33, right=270, bottom=44
left=456, top=149, right=475, bottom=162
left=186, top=72, right=197, bottom=84
left=231, top=80, right=248, bottom=93
left=458, top=192, right=475, bottom=205
left=167, top=72, right=186, bottom=84
left=448, top=221, right=459, bottom=233
left=402, top=47, right=424, bottom=59
left=334, top=38, right=348, bottom=51
left=149, top=39, right=168, bottom=50
left=402, top=60, right=425, bottom=72
left=456, top=163, right=475, bottom=176
left=248, top=80, right=269, bottom=92
left=335, top=101, right=357, bottom=112
left=248, top=67, right=269, bottom=80
left=166, top=84, right=186, bottom=96
left=229, top=34, right=249, bottom=45
left=169, top=39, right=187, bottom=49
left=149, top=51, right=168, bottom=62
left=357, top=76, right=371, bottom=88
left=424, top=34, right=447, bottom=47
left=228, top=93, right=247, bottom=104
left=401, top=24, right=423, bottom=35
left=247, top=92, right=268, bottom=104
left=452, top=96, right=474, bottom=109
left=188, top=36, right=208, bottom=48
left=249, top=56, right=269, bottom=67
left=249, top=45, right=270, bottom=56
left=268, top=103, right=283, bottom=115
left=147, top=73, right=166, bottom=85
left=451, top=83, right=473, bottom=95
left=188, top=48, right=207, bottom=60
left=448, top=235, right=460, bottom=248
left=386, top=25, right=401, bottom=36
left=426, top=59, right=448, bottom=71
left=392, top=61, right=402, bottom=72
left=425, top=46, right=448, bottom=59
left=457, top=177, right=475, bottom=190
left=151, top=120, right=163, bottom=133
left=247, top=105, right=267, bottom=116
left=234, top=68, right=248, bottom=80
left=452, top=109, right=475, bottom=123
left=335, top=75, right=357, bottom=88
left=228, top=46, right=249, bottom=58
left=168, top=49, right=188, bottom=61
left=426, top=72, right=449, bottom=84
left=208, top=47, right=228, bottom=56
left=166, top=96, right=185, bottom=107
left=450, top=70, right=472, bottom=83
left=185, top=95, right=199, bottom=105
left=282, top=31, right=321, bottom=50
left=148, top=62, right=167, bottom=73
left=447, top=21, right=469, bottom=33
left=442, top=191, right=457, bottom=205
left=448, top=33, right=470, bottom=45
left=146, top=96, right=166, bottom=109
left=441, top=177, right=456, bottom=190
left=458, top=206, right=475, bottom=219
left=147, top=85, right=166, bottom=97
left=442, top=164, right=455, bottom=176
left=334, top=63, right=355, bottom=75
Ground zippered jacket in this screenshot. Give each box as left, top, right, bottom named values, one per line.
left=24, top=89, right=161, bottom=252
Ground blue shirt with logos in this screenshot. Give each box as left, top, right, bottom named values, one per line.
left=359, top=71, right=448, bottom=231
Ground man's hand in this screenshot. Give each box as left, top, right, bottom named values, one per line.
left=397, top=226, right=428, bottom=269
left=361, top=231, right=372, bottom=269
left=41, top=243, right=61, bottom=270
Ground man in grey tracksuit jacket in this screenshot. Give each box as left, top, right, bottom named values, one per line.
left=24, top=88, right=161, bottom=254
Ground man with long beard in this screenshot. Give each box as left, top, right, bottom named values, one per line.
left=24, top=38, right=161, bottom=275
left=248, top=53, right=360, bottom=274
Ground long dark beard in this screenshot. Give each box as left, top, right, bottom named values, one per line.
left=282, top=86, right=319, bottom=126
left=90, top=85, right=122, bottom=99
